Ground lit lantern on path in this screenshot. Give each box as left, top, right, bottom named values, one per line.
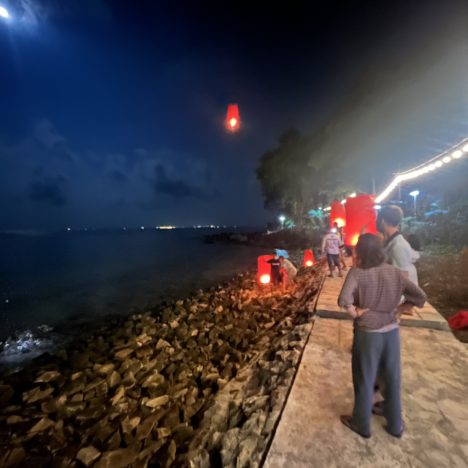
left=225, top=104, right=240, bottom=132
left=330, top=200, right=346, bottom=228
left=257, top=255, right=275, bottom=285
left=303, top=249, right=315, bottom=267
left=345, top=194, right=377, bottom=246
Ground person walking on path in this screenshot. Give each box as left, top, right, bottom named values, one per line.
left=333, top=221, right=347, bottom=271
left=322, top=227, right=343, bottom=277
left=377, top=205, right=420, bottom=285
left=337, top=234, right=427, bottom=439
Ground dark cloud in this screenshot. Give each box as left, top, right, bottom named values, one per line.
left=34, top=119, right=67, bottom=149
left=152, top=164, right=210, bottom=200
left=108, top=169, right=127, bottom=183
left=33, top=119, right=77, bottom=163
left=29, top=176, right=67, bottom=206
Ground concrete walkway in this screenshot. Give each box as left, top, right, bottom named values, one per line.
left=264, top=269, right=468, bottom=468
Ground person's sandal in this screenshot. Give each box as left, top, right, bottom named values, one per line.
left=340, top=415, right=371, bottom=438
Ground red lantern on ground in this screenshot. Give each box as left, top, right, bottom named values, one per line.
left=257, top=255, right=275, bottom=285
left=330, top=200, right=346, bottom=228
left=344, top=194, right=377, bottom=246
left=225, top=104, right=240, bottom=132
left=303, top=249, right=315, bottom=267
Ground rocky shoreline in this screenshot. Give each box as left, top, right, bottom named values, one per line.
left=0, top=263, right=323, bottom=467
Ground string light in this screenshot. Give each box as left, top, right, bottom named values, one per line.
left=374, top=137, right=468, bottom=203
left=319, top=138, right=467, bottom=210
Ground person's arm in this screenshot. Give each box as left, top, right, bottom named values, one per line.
left=321, top=236, right=327, bottom=255
left=401, top=275, right=427, bottom=308
left=338, top=269, right=361, bottom=318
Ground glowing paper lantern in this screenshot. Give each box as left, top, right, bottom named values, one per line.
left=226, top=104, right=240, bottom=132
left=257, top=255, right=275, bottom=285
left=330, top=200, right=346, bottom=228
left=345, top=194, right=377, bottom=246
left=303, top=249, right=315, bottom=267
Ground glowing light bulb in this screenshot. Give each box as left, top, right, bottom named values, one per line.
left=452, top=150, right=463, bottom=159
left=229, top=117, right=238, bottom=128
left=305, top=260, right=313, bottom=267
left=462, top=144, right=468, bottom=153
left=442, top=156, right=451, bottom=163
left=435, top=161, right=443, bottom=167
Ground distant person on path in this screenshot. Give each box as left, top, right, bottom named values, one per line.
left=322, top=227, right=343, bottom=277
left=377, top=205, right=420, bottom=285
left=333, top=221, right=347, bottom=271
left=337, top=234, right=427, bottom=439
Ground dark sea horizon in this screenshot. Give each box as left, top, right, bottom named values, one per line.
left=0, top=227, right=266, bottom=365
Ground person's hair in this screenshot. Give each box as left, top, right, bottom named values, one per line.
left=379, top=205, right=403, bottom=227
left=355, top=233, right=386, bottom=269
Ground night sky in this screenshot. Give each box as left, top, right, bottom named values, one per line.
left=1, top=0, right=467, bottom=230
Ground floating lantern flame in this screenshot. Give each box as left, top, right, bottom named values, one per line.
left=303, top=249, right=315, bottom=267
left=226, top=104, right=240, bottom=132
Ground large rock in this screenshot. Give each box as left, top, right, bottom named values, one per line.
left=121, top=416, right=141, bottom=434
left=144, top=395, right=170, bottom=409
left=94, top=448, right=137, bottom=468
left=76, top=446, right=101, bottom=466
left=35, top=370, right=61, bottom=383
left=0, top=447, right=26, bottom=467
left=114, top=348, right=133, bottom=361
left=23, top=387, right=54, bottom=404
left=221, top=428, right=240, bottom=466
left=28, top=417, right=55, bottom=434
left=107, top=371, right=121, bottom=389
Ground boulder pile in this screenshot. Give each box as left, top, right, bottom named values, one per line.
left=0, top=265, right=323, bottom=467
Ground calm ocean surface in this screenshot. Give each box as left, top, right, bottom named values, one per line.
left=0, top=229, right=265, bottom=341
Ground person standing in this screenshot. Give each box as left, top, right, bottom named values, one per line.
left=333, top=221, right=347, bottom=271
left=322, top=227, right=343, bottom=277
left=377, top=205, right=420, bottom=285
left=337, top=234, right=426, bottom=438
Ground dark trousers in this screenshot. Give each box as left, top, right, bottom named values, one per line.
left=351, top=327, right=402, bottom=435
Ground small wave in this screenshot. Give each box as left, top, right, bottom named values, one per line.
left=0, top=325, right=56, bottom=369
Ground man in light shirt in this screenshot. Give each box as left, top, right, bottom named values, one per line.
left=322, top=228, right=343, bottom=277
left=377, top=205, right=420, bottom=285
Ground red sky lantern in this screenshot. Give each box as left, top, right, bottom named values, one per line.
left=225, top=104, right=240, bottom=132
left=345, top=194, right=377, bottom=246
left=330, top=200, right=346, bottom=228
left=257, top=254, right=275, bottom=285
left=303, top=249, right=315, bottom=267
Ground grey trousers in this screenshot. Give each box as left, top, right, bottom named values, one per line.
left=351, top=327, right=402, bottom=435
